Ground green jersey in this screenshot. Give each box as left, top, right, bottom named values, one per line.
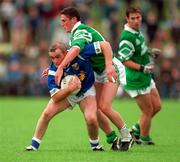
left=117, top=24, right=152, bottom=90
left=70, top=22, right=105, bottom=74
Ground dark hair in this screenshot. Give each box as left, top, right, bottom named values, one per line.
left=60, top=7, right=80, bottom=21
left=126, top=7, right=141, bottom=18
left=49, top=42, right=67, bottom=53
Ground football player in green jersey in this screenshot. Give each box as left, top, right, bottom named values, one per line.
left=55, top=7, right=133, bottom=151
left=117, top=7, right=161, bottom=145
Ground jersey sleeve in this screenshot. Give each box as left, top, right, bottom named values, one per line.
left=117, top=38, right=135, bottom=62
left=79, top=42, right=102, bottom=59
left=47, top=64, right=59, bottom=97
left=71, top=29, right=92, bottom=51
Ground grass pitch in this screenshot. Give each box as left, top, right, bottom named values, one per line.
left=0, top=97, right=179, bottom=162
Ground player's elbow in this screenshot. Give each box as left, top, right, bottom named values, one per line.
left=102, top=41, right=110, bottom=46
left=100, top=41, right=111, bottom=49
left=71, top=46, right=80, bottom=55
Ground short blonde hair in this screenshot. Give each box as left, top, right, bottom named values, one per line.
left=49, top=42, right=67, bottom=53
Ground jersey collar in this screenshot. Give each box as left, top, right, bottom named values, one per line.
left=124, top=24, right=139, bottom=34
left=71, top=21, right=81, bottom=33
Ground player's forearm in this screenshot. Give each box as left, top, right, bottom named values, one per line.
left=123, top=60, right=154, bottom=74
left=101, top=41, right=113, bottom=66
left=59, top=46, right=80, bottom=68
left=123, top=60, right=141, bottom=71
left=52, top=88, right=72, bottom=103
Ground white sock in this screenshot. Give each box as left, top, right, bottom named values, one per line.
left=119, top=125, right=131, bottom=138
left=32, top=137, right=41, bottom=143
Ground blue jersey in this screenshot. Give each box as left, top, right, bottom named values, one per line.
left=48, top=43, right=100, bottom=97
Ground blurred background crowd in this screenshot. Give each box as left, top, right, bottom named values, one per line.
left=0, top=0, right=179, bottom=99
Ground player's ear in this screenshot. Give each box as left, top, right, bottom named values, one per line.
left=71, top=17, right=78, bottom=23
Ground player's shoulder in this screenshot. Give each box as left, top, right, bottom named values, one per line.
left=48, top=63, right=57, bottom=76
left=121, top=30, right=136, bottom=41
left=74, top=23, right=86, bottom=31
left=49, top=63, right=57, bottom=71
left=78, top=23, right=86, bottom=27
left=74, top=23, right=92, bottom=33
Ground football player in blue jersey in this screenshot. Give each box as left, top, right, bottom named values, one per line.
left=26, top=41, right=105, bottom=151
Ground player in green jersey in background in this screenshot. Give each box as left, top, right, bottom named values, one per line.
left=55, top=7, right=133, bottom=151
left=117, top=7, right=162, bottom=145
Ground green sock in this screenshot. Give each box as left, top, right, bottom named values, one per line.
left=133, top=123, right=140, bottom=131
left=132, top=123, right=140, bottom=138
left=106, top=131, right=118, bottom=144
left=140, top=135, right=151, bottom=141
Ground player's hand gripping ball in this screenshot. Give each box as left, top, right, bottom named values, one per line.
left=61, top=75, right=81, bottom=95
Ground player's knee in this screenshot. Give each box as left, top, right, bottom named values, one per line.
left=142, top=107, right=153, bottom=117
left=99, top=102, right=110, bottom=115
left=153, top=103, right=161, bottom=115
left=85, top=115, right=98, bottom=126
left=43, top=110, right=53, bottom=121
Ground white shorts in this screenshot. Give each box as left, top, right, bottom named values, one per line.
left=94, top=57, right=126, bottom=86
left=125, top=79, right=156, bottom=98
left=112, top=57, right=126, bottom=86
left=94, top=70, right=107, bottom=83
left=67, top=85, right=96, bottom=109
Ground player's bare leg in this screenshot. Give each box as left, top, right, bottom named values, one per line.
left=135, top=94, right=155, bottom=144
left=80, top=96, right=104, bottom=151
left=95, top=82, right=133, bottom=151
left=26, top=99, right=70, bottom=151
left=150, top=88, right=161, bottom=117
left=97, top=109, right=112, bottom=134
left=131, top=88, right=161, bottom=145
left=95, top=82, right=125, bottom=128
left=34, top=99, right=70, bottom=139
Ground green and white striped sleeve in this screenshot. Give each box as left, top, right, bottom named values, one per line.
left=71, top=29, right=92, bottom=51
left=118, top=40, right=135, bottom=62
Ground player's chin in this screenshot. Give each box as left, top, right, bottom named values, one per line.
left=64, top=28, right=70, bottom=33
left=54, top=64, right=59, bottom=68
